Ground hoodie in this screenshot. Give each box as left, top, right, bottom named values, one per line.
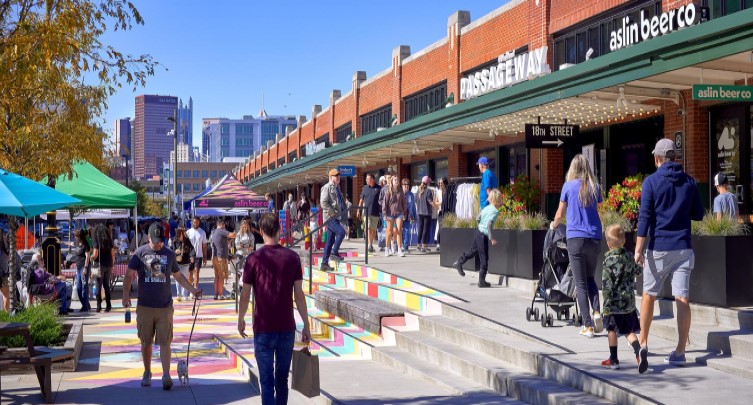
left=637, top=162, right=704, bottom=251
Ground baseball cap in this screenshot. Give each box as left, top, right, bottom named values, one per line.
left=148, top=223, right=165, bottom=243
left=422, top=175, right=431, bottom=184
left=328, top=168, right=340, bottom=176
left=477, top=156, right=489, bottom=165
left=714, top=172, right=729, bottom=186
left=651, top=138, right=676, bottom=157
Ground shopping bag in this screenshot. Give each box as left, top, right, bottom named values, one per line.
left=291, top=346, right=320, bottom=397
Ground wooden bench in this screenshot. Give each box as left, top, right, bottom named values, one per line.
left=0, top=323, right=73, bottom=403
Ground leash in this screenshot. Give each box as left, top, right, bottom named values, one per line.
left=186, top=295, right=201, bottom=366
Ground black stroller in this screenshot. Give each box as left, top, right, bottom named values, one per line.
left=525, top=224, right=580, bottom=327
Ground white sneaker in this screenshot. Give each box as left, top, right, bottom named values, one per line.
left=398, top=250, right=406, bottom=257
left=593, top=311, right=604, bottom=334
left=579, top=326, right=595, bottom=338
left=384, top=249, right=390, bottom=257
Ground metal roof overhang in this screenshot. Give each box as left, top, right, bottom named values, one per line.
left=248, top=8, right=753, bottom=194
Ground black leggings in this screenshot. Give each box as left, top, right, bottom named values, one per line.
left=96, top=266, right=112, bottom=310
left=417, top=215, right=432, bottom=246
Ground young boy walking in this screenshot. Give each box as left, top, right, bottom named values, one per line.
left=452, top=189, right=504, bottom=288
left=713, top=173, right=738, bottom=220
left=601, top=224, right=643, bottom=370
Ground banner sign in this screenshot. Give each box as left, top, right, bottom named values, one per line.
left=525, top=124, right=580, bottom=148
left=460, top=46, right=550, bottom=100
left=692, top=85, right=753, bottom=102
left=337, top=165, right=356, bottom=177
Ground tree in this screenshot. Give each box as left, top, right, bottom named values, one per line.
left=128, top=180, right=148, bottom=215
left=0, top=0, right=158, bottom=312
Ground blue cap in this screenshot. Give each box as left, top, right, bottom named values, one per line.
left=477, top=156, right=489, bottom=165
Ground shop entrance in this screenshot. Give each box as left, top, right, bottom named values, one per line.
left=709, top=104, right=752, bottom=215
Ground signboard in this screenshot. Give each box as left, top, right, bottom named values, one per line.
left=305, top=141, right=326, bottom=156
left=525, top=124, right=580, bottom=148
left=337, top=165, right=356, bottom=177
left=609, top=3, right=701, bottom=52
left=692, top=85, right=753, bottom=102
left=460, top=46, right=550, bottom=100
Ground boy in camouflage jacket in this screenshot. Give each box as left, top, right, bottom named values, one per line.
left=601, top=224, right=643, bottom=371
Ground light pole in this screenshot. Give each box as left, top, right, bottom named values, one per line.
left=167, top=112, right=178, bottom=217
left=122, top=153, right=130, bottom=187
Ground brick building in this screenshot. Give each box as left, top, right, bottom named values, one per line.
left=236, top=0, right=753, bottom=218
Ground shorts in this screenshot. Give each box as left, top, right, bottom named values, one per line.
left=604, top=311, right=640, bottom=336
left=213, top=257, right=228, bottom=280
left=136, top=305, right=174, bottom=347
left=643, top=249, right=694, bottom=298
left=385, top=214, right=404, bottom=221
left=362, top=215, right=380, bottom=231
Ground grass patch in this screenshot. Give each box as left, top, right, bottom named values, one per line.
left=0, top=303, right=65, bottom=348
left=692, top=213, right=748, bottom=236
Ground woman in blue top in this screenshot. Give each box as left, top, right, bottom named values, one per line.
left=551, top=154, right=603, bottom=338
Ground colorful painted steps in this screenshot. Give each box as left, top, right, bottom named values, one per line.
left=304, top=258, right=463, bottom=314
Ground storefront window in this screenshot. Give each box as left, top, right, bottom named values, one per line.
left=468, top=149, right=497, bottom=179
left=434, top=159, right=448, bottom=182
left=711, top=105, right=745, bottom=212
left=508, top=145, right=527, bottom=183
left=410, top=163, right=428, bottom=185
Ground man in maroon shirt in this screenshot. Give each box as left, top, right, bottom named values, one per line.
left=238, top=213, right=311, bottom=405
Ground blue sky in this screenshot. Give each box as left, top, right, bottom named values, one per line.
left=102, top=1, right=507, bottom=148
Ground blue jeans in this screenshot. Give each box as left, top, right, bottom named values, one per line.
left=402, top=220, right=412, bottom=249
left=254, top=331, right=295, bottom=405
left=76, top=264, right=91, bottom=311
left=322, top=220, right=346, bottom=263
left=54, top=281, right=69, bottom=313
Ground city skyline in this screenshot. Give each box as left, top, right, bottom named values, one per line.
left=100, top=1, right=502, bottom=150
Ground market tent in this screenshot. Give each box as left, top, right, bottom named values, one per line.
left=194, top=174, right=266, bottom=210
left=183, top=185, right=212, bottom=211
left=45, top=161, right=136, bottom=208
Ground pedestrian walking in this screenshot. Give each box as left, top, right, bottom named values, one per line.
left=210, top=219, right=236, bottom=300
left=600, top=224, right=643, bottom=371
left=122, top=223, right=202, bottom=390
left=551, top=154, right=604, bottom=338
left=634, top=138, right=704, bottom=373
left=478, top=156, right=498, bottom=210
left=238, top=213, right=311, bottom=405
left=358, top=173, right=381, bottom=253
left=415, top=176, right=438, bottom=252
left=452, top=189, right=504, bottom=288
left=172, top=227, right=194, bottom=302
left=712, top=172, right=738, bottom=220
left=69, top=229, right=92, bottom=312
left=383, top=176, right=407, bottom=257
left=319, top=169, right=347, bottom=271
left=402, top=179, right=416, bottom=252
left=186, top=218, right=208, bottom=291
left=266, top=193, right=276, bottom=213
left=91, top=224, right=114, bottom=312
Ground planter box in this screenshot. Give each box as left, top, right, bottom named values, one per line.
left=439, top=228, right=479, bottom=271
left=1, top=320, right=83, bottom=374
left=489, top=229, right=547, bottom=279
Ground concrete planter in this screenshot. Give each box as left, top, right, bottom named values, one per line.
left=1, top=320, right=83, bottom=373
left=488, top=229, right=548, bottom=279
left=639, top=235, right=753, bottom=307
left=439, top=228, right=479, bottom=271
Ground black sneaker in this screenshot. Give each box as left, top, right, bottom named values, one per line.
left=478, top=281, right=491, bottom=288
left=638, top=346, right=649, bottom=374
left=331, top=254, right=344, bottom=262
left=162, top=374, right=173, bottom=390
left=368, top=246, right=375, bottom=253
left=452, top=261, right=466, bottom=277
left=320, top=263, right=335, bottom=272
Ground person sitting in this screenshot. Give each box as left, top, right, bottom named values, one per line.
left=28, top=253, right=71, bottom=315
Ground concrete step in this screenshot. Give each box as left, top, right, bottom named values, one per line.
left=703, top=356, right=753, bottom=380
left=391, top=329, right=614, bottom=405
left=729, top=334, right=753, bottom=361
left=636, top=296, right=753, bottom=331
left=647, top=317, right=749, bottom=357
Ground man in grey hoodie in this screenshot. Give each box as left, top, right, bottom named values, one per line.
left=634, top=138, right=704, bottom=373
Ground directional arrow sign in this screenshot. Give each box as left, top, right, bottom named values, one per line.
left=525, top=124, right=579, bottom=149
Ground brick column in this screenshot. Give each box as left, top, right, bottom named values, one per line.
left=353, top=71, right=366, bottom=137
left=392, top=45, right=411, bottom=123
left=448, top=147, right=468, bottom=178
left=329, top=90, right=341, bottom=145
left=528, top=0, right=553, bottom=65
left=447, top=11, right=470, bottom=106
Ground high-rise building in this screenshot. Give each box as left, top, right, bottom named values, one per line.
left=203, top=114, right=297, bottom=162
left=202, top=120, right=212, bottom=159
left=169, top=142, right=192, bottom=163
left=178, top=97, right=193, bottom=145
left=114, top=118, right=132, bottom=158
left=133, top=95, right=178, bottom=179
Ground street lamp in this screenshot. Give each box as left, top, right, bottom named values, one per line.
left=167, top=113, right=178, bottom=217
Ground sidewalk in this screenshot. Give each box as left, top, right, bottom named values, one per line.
left=327, top=240, right=753, bottom=405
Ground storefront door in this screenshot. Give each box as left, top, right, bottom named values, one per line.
left=710, top=104, right=751, bottom=214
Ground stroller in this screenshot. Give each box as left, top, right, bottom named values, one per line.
left=526, top=224, right=580, bottom=327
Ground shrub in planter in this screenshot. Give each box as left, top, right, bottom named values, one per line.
left=598, top=208, right=632, bottom=233
left=603, top=174, right=645, bottom=229
left=692, top=212, right=748, bottom=236
left=0, top=303, right=64, bottom=347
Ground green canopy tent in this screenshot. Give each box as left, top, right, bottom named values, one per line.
left=41, top=161, right=139, bottom=244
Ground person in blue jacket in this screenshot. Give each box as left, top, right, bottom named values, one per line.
left=478, top=157, right=498, bottom=210
left=634, top=138, right=704, bottom=373
left=401, top=179, right=416, bottom=252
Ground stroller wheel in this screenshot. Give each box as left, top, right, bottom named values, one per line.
left=534, top=308, right=540, bottom=321
left=526, top=307, right=532, bottom=322
left=540, top=315, right=547, bottom=327
left=547, top=314, right=554, bottom=327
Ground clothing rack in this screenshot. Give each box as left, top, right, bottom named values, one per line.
left=449, top=176, right=481, bottom=184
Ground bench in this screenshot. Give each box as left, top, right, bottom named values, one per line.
left=314, top=289, right=406, bottom=335
left=0, top=323, right=73, bottom=403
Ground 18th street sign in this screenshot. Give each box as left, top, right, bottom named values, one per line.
left=525, top=124, right=580, bottom=148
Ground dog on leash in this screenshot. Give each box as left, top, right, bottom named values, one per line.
left=177, top=359, right=189, bottom=385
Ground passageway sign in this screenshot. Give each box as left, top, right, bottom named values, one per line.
left=525, top=124, right=580, bottom=149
